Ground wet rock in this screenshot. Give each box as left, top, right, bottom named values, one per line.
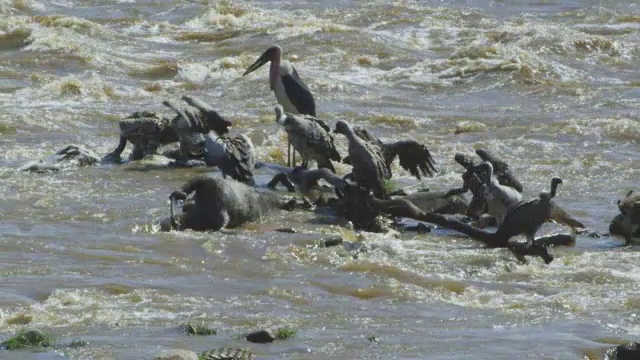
left=343, top=241, right=368, bottom=258
left=402, top=223, right=432, bottom=233
left=153, top=349, right=198, bottom=360
left=588, top=231, right=608, bottom=238
left=244, top=329, right=275, bottom=344
left=275, top=227, right=297, bottom=233
left=318, top=235, right=343, bottom=248
left=613, top=342, right=640, bottom=360
left=199, top=348, right=254, bottom=360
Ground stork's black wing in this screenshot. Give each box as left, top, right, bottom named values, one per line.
left=282, top=67, right=316, bottom=117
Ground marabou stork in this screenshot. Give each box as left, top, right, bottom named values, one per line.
left=243, top=45, right=316, bottom=167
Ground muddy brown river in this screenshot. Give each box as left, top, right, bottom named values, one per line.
left=1, top=0, right=639, bottom=359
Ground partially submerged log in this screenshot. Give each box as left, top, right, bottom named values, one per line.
left=333, top=185, right=571, bottom=263
left=398, top=190, right=469, bottom=215
left=449, top=150, right=585, bottom=230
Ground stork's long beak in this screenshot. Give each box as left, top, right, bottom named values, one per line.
left=243, top=51, right=270, bottom=76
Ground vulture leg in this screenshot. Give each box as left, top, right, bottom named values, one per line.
left=104, top=136, right=127, bottom=163
left=316, top=158, right=336, bottom=173
left=267, top=173, right=297, bottom=192
left=526, top=232, right=535, bottom=247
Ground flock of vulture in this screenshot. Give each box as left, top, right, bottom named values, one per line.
left=152, top=45, right=637, bottom=261
left=19, top=44, right=639, bottom=263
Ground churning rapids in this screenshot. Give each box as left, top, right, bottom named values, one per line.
left=1, top=0, right=639, bottom=359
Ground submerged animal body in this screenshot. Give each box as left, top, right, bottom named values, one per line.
left=19, top=145, right=101, bottom=173
left=169, top=176, right=286, bottom=231
left=106, top=100, right=211, bottom=163
left=106, top=111, right=179, bottom=162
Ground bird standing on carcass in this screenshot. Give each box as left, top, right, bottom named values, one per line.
left=495, top=177, right=564, bottom=248
left=273, top=104, right=341, bottom=172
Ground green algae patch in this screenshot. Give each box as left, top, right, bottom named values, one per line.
left=5, top=313, right=33, bottom=325
left=266, top=147, right=286, bottom=164
left=383, top=179, right=397, bottom=194
left=275, top=327, right=296, bottom=340
left=0, top=329, right=52, bottom=350
left=0, top=123, right=17, bottom=135
left=180, top=323, right=218, bottom=336
left=0, top=28, right=32, bottom=49
left=60, top=80, right=82, bottom=96
left=68, top=339, right=88, bottom=348
left=357, top=114, right=418, bottom=128
left=454, top=120, right=487, bottom=134
left=128, top=62, right=178, bottom=80
left=101, top=283, right=134, bottom=295
left=174, top=30, right=243, bottom=43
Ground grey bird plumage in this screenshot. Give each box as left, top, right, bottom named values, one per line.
left=165, top=97, right=256, bottom=184
left=475, top=161, right=523, bottom=225
left=495, top=177, right=563, bottom=247
left=349, top=125, right=437, bottom=180
left=274, top=105, right=341, bottom=172
left=475, top=148, right=523, bottom=192
left=334, top=120, right=389, bottom=198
